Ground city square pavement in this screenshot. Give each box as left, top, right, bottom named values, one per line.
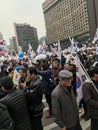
left=42, top=97, right=91, bottom=130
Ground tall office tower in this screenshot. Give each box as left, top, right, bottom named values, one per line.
left=9, top=38, right=14, bottom=51
left=0, top=32, right=4, bottom=40
left=14, top=23, right=38, bottom=52
left=42, top=0, right=98, bottom=46
left=9, top=37, right=18, bottom=53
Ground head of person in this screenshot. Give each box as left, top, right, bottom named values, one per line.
left=52, top=59, right=60, bottom=69
left=0, top=76, right=13, bottom=92
left=88, top=67, right=98, bottom=81
left=66, top=60, right=76, bottom=71
left=19, top=68, right=27, bottom=78
left=59, top=70, right=73, bottom=87
left=27, top=67, right=38, bottom=81
left=1, top=64, right=7, bottom=72
left=40, top=63, right=49, bottom=71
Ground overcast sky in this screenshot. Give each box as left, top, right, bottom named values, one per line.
left=0, top=0, right=46, bottom=43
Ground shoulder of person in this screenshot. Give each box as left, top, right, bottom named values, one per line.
left=82, top=82, right=92, bottom=87
left=82, top=82, right=93, bottom=91
left=0, top=103, right=6, bottom=112
left=52, top=85, right=61, bottom=95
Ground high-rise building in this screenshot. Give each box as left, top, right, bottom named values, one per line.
left=42, top=0, right=98, bottom=46
left=9, top=37, right=18, bottom=53
left=14, top=23, right=38, bottom=52
left=9, top=38, right=14, bottom=51
left=0, top=32, right=3, bottom=40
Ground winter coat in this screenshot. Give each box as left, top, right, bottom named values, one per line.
left=52, top=84, right=79, bottom=128
left=82, top=82, right=98, bottom=119
left=0, top=103, right=14, bottom=130
left=0, top=89, right=32, bottom=130
left=38, top=69, right=53, bottom=93
left=0, top=71, right=8, bottom=78
left=25, top=76, right=43, bottom=118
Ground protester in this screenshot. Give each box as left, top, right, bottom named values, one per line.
left=52, top=70, right=82, bottom=130
left=51, top=58, right=62, bottom=86
left=18, top=67, right=27, bottom=89
left=38, top=63, right=53, bottom=118
left=82, top=67, right=98, bottom=130
left=20, top=67, right=44, bottom=130
left=0, top=76, right=32, bottom=130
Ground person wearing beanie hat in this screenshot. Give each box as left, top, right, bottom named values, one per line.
left=52, top=70, right=82, bottom=130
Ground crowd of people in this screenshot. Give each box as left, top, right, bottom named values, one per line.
left=0, top=46, right=98, bottom=130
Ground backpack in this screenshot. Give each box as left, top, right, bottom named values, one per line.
left=0, top=103, right=14, bottom=130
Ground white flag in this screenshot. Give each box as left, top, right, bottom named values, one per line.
left=69, top=37, right=77, bottom=53
left=57, top=40, right=61, bottom=51
left=96, top=44, right=98, bottom=54
left=28, top=44, right=35, bottom=55
left=76, top=56, right=90, bottom=104
left=92, top=28, right=98, bottom=44
left=36, top=44, right=45, bottom=54
left=56, top=40, right=62, bottom=60
left=53, top=42, right=58, bottom=47
left=28, top=44, right=33, bottom=52
left=82, top=44, right=87, bottom=51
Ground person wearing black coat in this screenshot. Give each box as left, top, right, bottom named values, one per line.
left=37, top=63, right=54, bottom=118
left=20, top=67, right=44, bottom=130
left=0, top=76, right=32, bottom=130
left=0, top=103, right=14, bottom=130
left=18, top=67, right=27, bottom=89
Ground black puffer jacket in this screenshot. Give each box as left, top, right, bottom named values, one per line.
left=0, top=88, right=5, bottom=99
left=0, top=89, right=31, bottom=130
left=0, top=103, right=14, bottom=130
left=26, top=76, right=43, bottom=118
